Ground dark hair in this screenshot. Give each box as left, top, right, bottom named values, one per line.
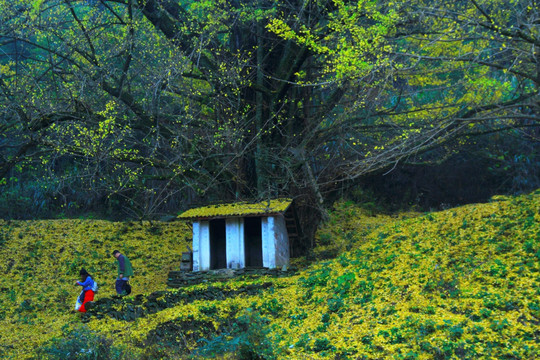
left=79, top=268, right=91, bottom=281
left=112, top=250, right=120, bottom=256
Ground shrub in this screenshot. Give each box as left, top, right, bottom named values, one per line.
left=260, top=299, right=283, bottom=316
left=193, top=310, right=280, bottom=360
left=36, top=325, right=135, bottom=360
left=327, top=297, right=344, bottom=313
left=312, top=337, right=333, bottom=352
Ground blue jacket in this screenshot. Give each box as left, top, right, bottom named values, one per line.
left=77, top=276, right=95, bottom=292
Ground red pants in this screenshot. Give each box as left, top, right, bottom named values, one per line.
left=78, top=290, right=95, bottom=313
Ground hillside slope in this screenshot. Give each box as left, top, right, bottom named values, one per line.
left=87, top=191, right=539, bottom=360
left=0, top=220, right=191, bottom=358
left=1, top=191, right=539, bottom=359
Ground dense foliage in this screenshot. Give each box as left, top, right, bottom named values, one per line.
left=0, top=0, right=537, bottom=221
left=0, top=190, right=538, bottom=359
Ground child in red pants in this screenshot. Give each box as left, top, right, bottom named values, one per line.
left=75, top=268, right=95, bottom=312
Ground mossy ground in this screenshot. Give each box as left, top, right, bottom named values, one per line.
left=0, top=191, right=538, bottom=359
left=0, top=220, right=191, bottom=358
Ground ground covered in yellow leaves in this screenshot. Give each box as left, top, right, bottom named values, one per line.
left=0, top=220, right=191, bottom=358
left=0, top=190, right=538, bottom=359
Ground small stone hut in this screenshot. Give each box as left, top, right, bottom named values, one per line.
left=178, top=198, right=299, bottom=271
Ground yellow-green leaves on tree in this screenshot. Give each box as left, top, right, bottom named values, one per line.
left=30, top=0, right=44, bottom=20
left=268, top=0, right=398, bottom=81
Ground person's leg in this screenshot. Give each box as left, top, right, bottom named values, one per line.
left=79, top=290, right=95, bottom=312
left=122, top=278, right=131, bottom=295
left=75, top=291, right=84, bottom=311
left=115, top=278, right=124, bottom=295
left=121, top=277, right=130, bottom=295
left=78, top=291, right=85, bottom=304
left=115, top=277, right=130, bottom=295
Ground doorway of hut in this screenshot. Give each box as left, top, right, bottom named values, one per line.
left=244, top=217, right=263, bottom=267
left=209, top=219, right=226, bottom=269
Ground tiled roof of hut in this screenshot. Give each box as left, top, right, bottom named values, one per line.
left=178, top=198, right=292, bottom=219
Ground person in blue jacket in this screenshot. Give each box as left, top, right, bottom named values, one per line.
left=75, top=268, right=95, bottom=312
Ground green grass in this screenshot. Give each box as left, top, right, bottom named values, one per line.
left=0, top=190, right=538, bottom=359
